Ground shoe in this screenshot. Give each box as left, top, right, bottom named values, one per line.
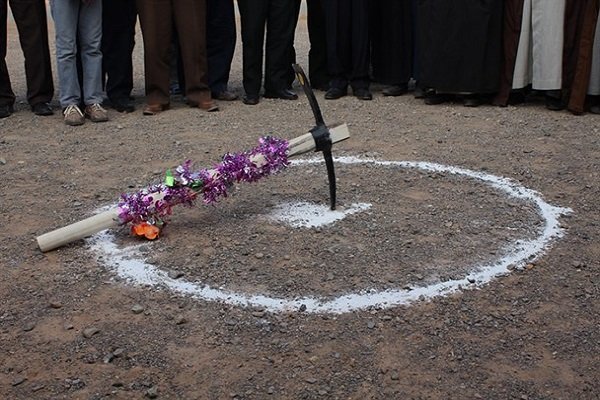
left=263, top=88, right=298, bottom=100
left=63, top=104, right=85, bottom=126
left=242, top=94, right=260, bottom=105
left=110, top=98, right=135, bottom=113
left=214, top=90, right=238, bottom=101
left=463, top=94, right=481, bottom=108
left=31, top=102, right=53, bottom=116
left=382, top=85, right=407, bottom=97
left=324, top=87, right=347, bottom=100
left=0, top=104, right=13, bottom=118
left=143, top=103, right=169, bottom=115
left=85, top=103, right=109, bottom=122
left=413, top=86, right=425, bottom=99
left=424, top=91, right=451, bottom=105
left=354, top=88, right=373, bottom=100
left=545, top=94, right=564, bottom=111
left=198, top=99, right=219, bottom=112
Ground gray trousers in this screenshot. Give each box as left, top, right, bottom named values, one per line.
left=50, top=0, right=103, bottom=107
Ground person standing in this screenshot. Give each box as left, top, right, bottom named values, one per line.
left=323, top=0, right=372, bottom=100
left=102, top=0, right=137, bottom=113
left=237, top=0, right=301, bottom=105
left=136, top=0, right=217, bottom=114
left=0, top=0, right=54, bottom=118
left=562, top=0, right=599, bottom=114
left=370, top=0, right=413, bottom=97
left=417, top=0, right=503, bottom=107
left=511, top=0, right=566, bottom=110
left=207, top=0, right=237, bottom=101
left=588, top=7, right=600, bottom=113
left=307, top=0, right=329, bottom=91
left=50, top=0, right=107, bottom=125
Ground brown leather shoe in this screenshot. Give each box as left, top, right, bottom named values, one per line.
left=199, top=100, right=219, bottom=112
left=143, top=103, right=169, bottom=115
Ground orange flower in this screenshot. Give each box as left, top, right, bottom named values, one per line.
left=131, top=222, right=160, bottom=240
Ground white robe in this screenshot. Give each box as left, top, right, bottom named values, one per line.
left=512, top=0, right=566, bottom=91
left=588, top=11, right=600, bottom=95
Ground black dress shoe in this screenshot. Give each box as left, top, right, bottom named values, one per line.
left=263, top=88, right=298, bottom=100
left=31, top=102, right=53, bottom=116
left=424, top=91, right=451, bottom=105
left=0, top=104, right=14, bottom=118
left=324, top=87, right=347, bottom=100
left=463, top=94, right=481, bottom=108
left=382, top=84, right=407, bottom=97
left=242, top=94, right=260, bottom=105
left=545, top=94, right=564, bottom=111
left=354, top=88, right=372, bottom=100
left=111, top=98, right=135, bottom=113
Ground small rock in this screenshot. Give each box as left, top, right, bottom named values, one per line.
left=103, top=353, right=115, bottom=364
left=252, top=311, right=265, bottom=318
left=146, top=386, right=158, bottom=398
left=49, top=301, right=62, bottom=309
left=305, top=378, right=317, bottom=384
left=0, top=157, right=6, bottom=165
left=254, top=252, right=264, bottom=259
left=367, top=321, right=375, bottom=329
left=23, top=322, right=36, bottom=332
left=520, top=396, right=528, bottom=400
left=12, top=376, right=26, bottom=386
left=467, top=277, right=476, bottom=284
left=82, top=327, right=100, bottom=339
left=112, top=348, right=125, bottom=357
left=31, top=384, right=45, bottom=392
left=267, top=386, right=275, bottom=394
left=298, top=304, right=307, bottom=312
left=64, top=323, right=74, bottom=330
left=131, top=304, right=145, bottom=314
left=168, top=270, right=184, bottom=279
left=175, top=316, right=187, bottom=325
left=390, top=371, right=400, bottom=381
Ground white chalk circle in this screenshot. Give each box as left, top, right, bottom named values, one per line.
left=88, top=157, right=572, bottom=314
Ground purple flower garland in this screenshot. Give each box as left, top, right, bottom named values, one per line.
left=117, top=137, right=289, bottom=227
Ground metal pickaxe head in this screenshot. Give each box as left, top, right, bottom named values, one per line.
left=292, top=64, right=337, bottom=210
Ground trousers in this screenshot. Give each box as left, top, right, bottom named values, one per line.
left=0, top=0, right=53, bottom=107
left=102, top=0, right=137, bottom=102
left=237, top=0, right=301, bottom=96
left=50, top=0, right=103, bottom=107
left=137, top=0, right=210, bottom=105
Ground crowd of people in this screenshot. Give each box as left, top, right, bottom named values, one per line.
left=2, top=0, right=600, bottom=126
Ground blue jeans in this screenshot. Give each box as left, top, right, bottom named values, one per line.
left=50, top=0, right=103, bottom=108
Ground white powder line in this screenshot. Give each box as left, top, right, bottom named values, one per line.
left=88, top=157, right=572, bottom=314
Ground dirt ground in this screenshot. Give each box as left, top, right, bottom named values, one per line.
left=1, top=14, right=599, bottom=400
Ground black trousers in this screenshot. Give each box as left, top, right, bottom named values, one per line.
left=417, top=0, right=502, bottom=94
left=101, top=0, right=137, bottom=102
left=307, top=0, right=329, bottom=89
left=207, top=0, right=236, bottom=95
left=0, top=0, right=53, bottom=107
left=323, top=0, right=370, bottom=91
left=370, top=0, right=413, bottom=87
left=237, top=0, right=301, bottom=96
